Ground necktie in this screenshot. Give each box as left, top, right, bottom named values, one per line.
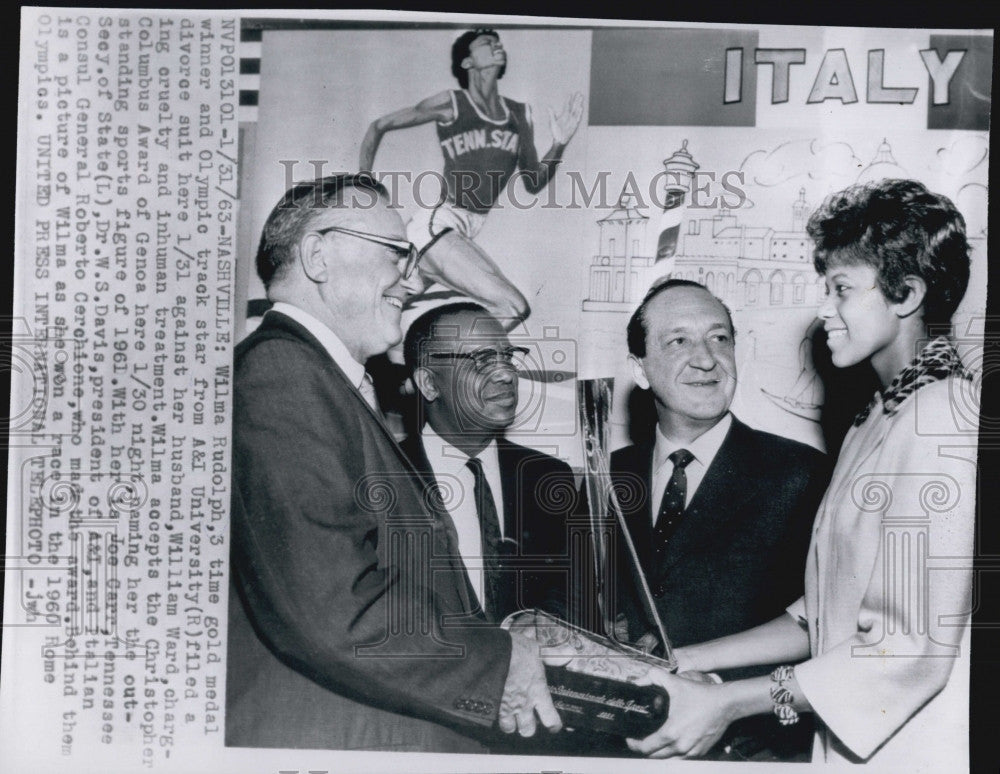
left=358, top=372, right=380, bottom=413
left=465, top=457, right=503, bottom=621
left=654, top=449, right=695, bottom=542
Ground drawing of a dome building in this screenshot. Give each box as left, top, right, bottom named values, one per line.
left=857, top=138, right=908, bottom=183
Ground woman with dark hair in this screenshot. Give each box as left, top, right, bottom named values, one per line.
left=623, top=179, right=979, bottom=767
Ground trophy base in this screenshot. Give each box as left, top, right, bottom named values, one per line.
left=544, top=663, right=669, bottom=738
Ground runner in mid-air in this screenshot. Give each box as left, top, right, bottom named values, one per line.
left=359, top=28, right=584, bottom=329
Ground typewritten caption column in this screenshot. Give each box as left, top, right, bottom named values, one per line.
left=7, top=11, right=238, bottom=770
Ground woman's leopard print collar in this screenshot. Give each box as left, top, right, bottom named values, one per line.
left=853, top=336, right=972, bottom=427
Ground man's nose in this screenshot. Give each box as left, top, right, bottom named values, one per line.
left=398, top=266, right=425, bottom=297
left=689, top=339, right=718, bottom=370
left=487, top=360, right=516, bottom=381
left=817, top=294, right=835, bottom=320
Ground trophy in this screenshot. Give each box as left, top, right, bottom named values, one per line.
left=502, top=608, right=670, bottom=738
left=577, top=377, right=676, bottom=661
left=499, top=378, right=678, bottom=738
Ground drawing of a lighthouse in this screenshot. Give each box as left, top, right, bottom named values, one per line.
left=656, top=139, right=700, bottom=261
left=581, top=140, right=702, bottom=311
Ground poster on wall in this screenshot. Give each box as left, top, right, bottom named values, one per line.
left=3, top=9, right=992, bottom=774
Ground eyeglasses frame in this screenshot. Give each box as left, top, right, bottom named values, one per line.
left=427, top=345, right=531, bottom=372
left=316, top=225, right=422, bottom=279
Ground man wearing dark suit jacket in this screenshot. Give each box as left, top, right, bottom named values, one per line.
left=400, top=303, right=578, bottom=624
left=226, top=175, right=561, bottom=753
left=611, top=278, right=828, bottom=760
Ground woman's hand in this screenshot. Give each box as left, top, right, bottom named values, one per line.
left=671, top=645, right=701, bottom=673
left=675, top=669, right=720, bottom=684
left=625, top=667, right=733, bottom=758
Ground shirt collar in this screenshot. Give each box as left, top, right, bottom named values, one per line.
left=268, top=301, right=367, bottom=391
left=653, top=413, right=733, bottom=472
left=420, top=425, right=498, bottom=473
left=854, top=336, right=972, bottom=427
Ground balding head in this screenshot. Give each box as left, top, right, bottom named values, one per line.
left=259, top=174, right=423, bottom=361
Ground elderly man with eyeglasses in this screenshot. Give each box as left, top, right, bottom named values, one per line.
left=400, top=302, right=580, bottom=629
left=226, top=175, right=564, bottom=753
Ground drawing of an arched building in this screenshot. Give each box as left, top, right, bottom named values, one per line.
left=583, top=187, right=823, bottom=314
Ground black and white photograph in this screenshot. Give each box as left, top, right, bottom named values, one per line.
left=2, top=9, right=994, bottom=774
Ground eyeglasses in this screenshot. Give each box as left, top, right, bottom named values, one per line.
left=429, top=346, right=530, bottom=371
left=317, top=226, right=422, bottom=279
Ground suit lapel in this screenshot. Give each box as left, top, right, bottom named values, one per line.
left=614, top=443, right=656, bottom=573
left=399, top=433, right=480, bottom=615
left=398, top=434, right=438, bottom=491
left=265, top=313, right=441, bottom=491
left=260, top=314, right=478, bottom=612
left=610, top=444, right=667, bottom=639
left=655, top=419, right=762, bottom=578
left=259, top=311, right=394, bottom=433
left=496, top=438, right=520, bottom=540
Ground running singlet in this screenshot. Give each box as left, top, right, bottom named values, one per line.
left=436, top=89, right=531, bottom=214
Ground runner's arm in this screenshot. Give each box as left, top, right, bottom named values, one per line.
left=517, top=92, right=583, bottom=194
left=359, top=91, right=455, bottom=172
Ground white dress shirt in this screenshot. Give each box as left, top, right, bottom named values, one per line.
left=420, top=426, right=505, bottom=613
left=649, top=413, right=732, bottom=524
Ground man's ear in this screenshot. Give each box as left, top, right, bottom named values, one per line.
left=298, top=231, right=329, bottom=284
left=413, top=366, right=439, bottom=402
left=461, top=55, right=474, bottom=72
left=628, top=353, right=650, bottom=391
left=895, top=275, right=927, bottom=319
